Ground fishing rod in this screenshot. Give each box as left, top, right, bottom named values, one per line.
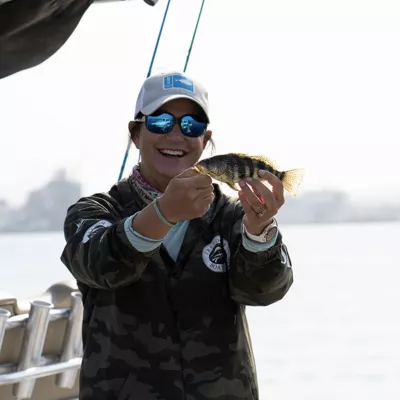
left=184, top=0, right=205, bottom=72
left=117, top=0, right=207, bottom=181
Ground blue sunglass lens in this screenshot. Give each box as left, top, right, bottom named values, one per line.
left=180, top=115, right=207, bottom=137
left=146, top=113, right=174, bottom=134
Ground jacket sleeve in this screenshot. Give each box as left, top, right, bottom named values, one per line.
left=60, top=193, right=160, bottom=290
left=228, top=200, right=294, bottom=306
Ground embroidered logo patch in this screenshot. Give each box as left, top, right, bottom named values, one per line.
left=202, top=235, right=230, bottom=273
left=163, top=74, right=195, bottom=93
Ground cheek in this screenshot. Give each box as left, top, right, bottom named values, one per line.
left=189, top=138, right=206, bottom=155
left=138, top=132, right=157, bottom=153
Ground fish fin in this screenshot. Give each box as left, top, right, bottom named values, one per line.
left=238, top=153, right=279, bottom=171
left=226, top=182, right=239, bottom=191
left=282, top=168, right=305, bottom=197
left=234, top=152, right=251, bottom=157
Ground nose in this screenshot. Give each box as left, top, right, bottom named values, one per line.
left=167, top=124, right=184, bottom=139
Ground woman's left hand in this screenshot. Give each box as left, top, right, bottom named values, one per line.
left=238, top=170, right=285, bottom=236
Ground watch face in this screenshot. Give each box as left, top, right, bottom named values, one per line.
left=264, top=226, right=278, bottom=242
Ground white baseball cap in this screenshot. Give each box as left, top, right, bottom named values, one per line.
left=134, top=71, right=210, bottom=123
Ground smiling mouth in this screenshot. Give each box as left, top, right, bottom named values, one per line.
left=158, top=149, right=187, bottom=158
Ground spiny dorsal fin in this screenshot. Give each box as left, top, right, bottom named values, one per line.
left=231, top=153, right=280, bottom=171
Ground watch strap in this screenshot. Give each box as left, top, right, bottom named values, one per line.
left=242, top=218, right=278, bottom=243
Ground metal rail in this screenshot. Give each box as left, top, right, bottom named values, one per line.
left=0, top=291, right=83, bottom=399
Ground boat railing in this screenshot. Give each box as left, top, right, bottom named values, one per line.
left=0, top=283, right=82, bottom=400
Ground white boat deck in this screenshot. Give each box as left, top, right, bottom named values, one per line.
left=0, top=282, right=82, bottom=400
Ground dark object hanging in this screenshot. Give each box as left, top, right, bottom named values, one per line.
left=0, top=0, right=158, bottom=79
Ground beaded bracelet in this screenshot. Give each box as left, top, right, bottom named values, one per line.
left=153, top=198, right=177, bottom=228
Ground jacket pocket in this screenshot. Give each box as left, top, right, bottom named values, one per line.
left=117, top=374, right=137, bottom=400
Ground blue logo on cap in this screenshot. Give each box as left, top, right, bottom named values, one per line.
left=163, top=74, right=195, bottom=93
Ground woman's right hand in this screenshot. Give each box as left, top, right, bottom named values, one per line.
left=157, top=168, right=215, bottom=223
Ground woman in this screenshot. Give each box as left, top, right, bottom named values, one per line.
left=61, top=70, right=293, bottom=400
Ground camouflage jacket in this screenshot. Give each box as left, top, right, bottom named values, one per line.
left=61, top=176, right=294, bottom=400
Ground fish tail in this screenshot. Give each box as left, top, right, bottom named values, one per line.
left=282, top=168, right=305, bottom=196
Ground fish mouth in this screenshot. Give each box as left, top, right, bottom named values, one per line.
left=194, top=163, right=204, bottom=172
left=194, top=163, right=210, bottom=175
left=157, top=148, right=188, bottom=158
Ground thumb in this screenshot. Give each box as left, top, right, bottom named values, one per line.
left=177, top=167, right=200, bottom=179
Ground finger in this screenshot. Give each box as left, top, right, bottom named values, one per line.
left=204, top=195, right=215, bottom=214
left=247, top=179, right=277, bottom=210
left=239, top=179, right=266, bottom=210
left=238, top=190, right=255, bottom=215
left=258, top=169, right=281, bottom=185
left=203, top=192, right=215, bottom=204
left=258, top=170, right=284, bottom=203
left=197, top=193, right=215, bottom=214
left=187, top=174, right=213, bottom=189
left=245, top=179, right=264, bottom=202
left=196, top=186, right=214, bottom=199
left=178, top=168, right=201, bottom=178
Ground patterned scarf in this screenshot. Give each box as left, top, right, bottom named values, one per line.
left=130, top=164, right=162, bottom=206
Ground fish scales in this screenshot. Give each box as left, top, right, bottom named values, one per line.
left=237, top=155, right=249, bottom=180
left=228, top=155, right=240, bottom=181
left=227, top=154, right=255, bottom=181
left=245, top=156, right=255, bottom=179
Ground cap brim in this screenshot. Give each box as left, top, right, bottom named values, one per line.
left=139, top=94, right=210, bottom=123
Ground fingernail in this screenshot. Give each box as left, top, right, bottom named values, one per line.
left=259, top=169, right=266, bottom=176
left=239, top=180, right=245, bottom=187
left=246, top=177, right=252, bottom=182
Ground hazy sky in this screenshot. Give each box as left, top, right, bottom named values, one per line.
left=0, top=0, right=399, bottom=206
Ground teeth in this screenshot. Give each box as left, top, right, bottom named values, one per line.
left=159, top=149, right=184, bottom=156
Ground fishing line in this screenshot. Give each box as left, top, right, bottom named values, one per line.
left=117, top=0, right=207, bottom=181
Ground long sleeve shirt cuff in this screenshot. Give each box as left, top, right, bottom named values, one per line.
left=241, top=229, right=278, bottom=253
left=124, top=213, right=163, bottom=253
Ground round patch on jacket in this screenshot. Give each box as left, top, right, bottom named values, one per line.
left=202, top=235, right=231, bottom=273
left=82, top=220, right=113, bottom=243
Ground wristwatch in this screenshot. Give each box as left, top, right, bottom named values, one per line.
left=242, top=218, right=278, bottom=243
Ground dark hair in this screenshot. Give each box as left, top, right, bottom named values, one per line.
left=129, top=121, right=141, bottom=142
left=205, top=134, right=216, bottom=154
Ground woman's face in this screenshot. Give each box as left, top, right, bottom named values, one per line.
left=130, top=98, right=212, bottom=191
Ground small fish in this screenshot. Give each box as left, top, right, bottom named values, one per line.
left=194, top=153, right=305, bottom=196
